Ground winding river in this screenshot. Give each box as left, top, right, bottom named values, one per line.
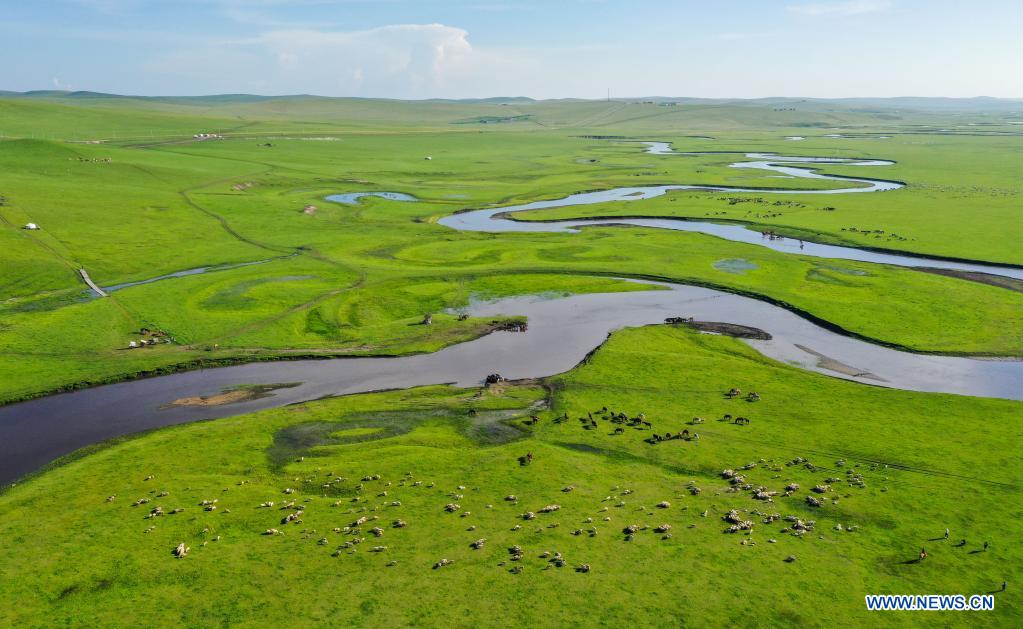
left=440, top=142, right=1023, bottom=280
left=2, top=141, right=1020, bottom=484
left=2, top=280, right=1021, bottom=483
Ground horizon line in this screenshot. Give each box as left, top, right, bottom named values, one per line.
left=4, top=90, right=1023, bottom=102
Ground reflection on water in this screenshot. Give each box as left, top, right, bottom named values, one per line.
left=1, top=281, right=1019, bottom=483
left=439, top=141, right=1022, bottom=280
left=326, top=191, right=418, bottom=205
left=2, top=141, right=1020, bottom=483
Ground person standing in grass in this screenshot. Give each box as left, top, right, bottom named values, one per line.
left=944, top=528, right=950, bottom=540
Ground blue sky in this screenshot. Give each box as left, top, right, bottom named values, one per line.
left=2, top=0, right=1021, bottom=98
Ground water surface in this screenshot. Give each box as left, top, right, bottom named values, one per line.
left=439, top=142, right=1022, bottom=280
left=1, top=281, right=1019, bottom=484
left=4, top=141, right=1020, bottom=484
left=325, top=191, right=418, bottom=205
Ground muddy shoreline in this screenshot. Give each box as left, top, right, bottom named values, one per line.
left=914, top=267, right=1023, bottom=293
left=679, top=320, right=773, bottom=340
left=0, top=319, right=525, bottom=407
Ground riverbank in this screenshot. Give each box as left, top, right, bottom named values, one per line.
left=493, top=211, right=1023, bottom=278
left=3, top=278, right=1020, bottom=484
left=1, top=325, right=1018, bottom=626
left=3, top=265, right=1020, bottom=411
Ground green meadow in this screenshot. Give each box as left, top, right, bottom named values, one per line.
left=0, top=94, right=1021, bottom=626
left=1, top=327, right=1019, bottom=626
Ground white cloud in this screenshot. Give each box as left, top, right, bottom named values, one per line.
left=258, top=24, right=475, bottom=91
left=52, top=76, right=74, bottom=91
left=147, top=23, right=547, bottom=97
left=787, top=0, right=891, bottom=16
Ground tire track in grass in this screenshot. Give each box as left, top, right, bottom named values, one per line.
left=566, top=102, right=629, bottom=129
left=158, top=156, right=371, bottom=346
left=119, top=144, right=372, bottom=348
left=191, top=283, right=353, bottom=348
left=177, top=174, right=291, bottom=254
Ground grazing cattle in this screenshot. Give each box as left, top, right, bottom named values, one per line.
left=727, top=388, right=741, bottom=398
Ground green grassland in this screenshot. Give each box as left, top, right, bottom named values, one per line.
left=2, top=100, right=1023, bottom=401
left=1, top=326, right=1018, bottom=626
left=0, top=94, right=1021, bottom=626
left=514, top=132, right=1023, bottom=264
